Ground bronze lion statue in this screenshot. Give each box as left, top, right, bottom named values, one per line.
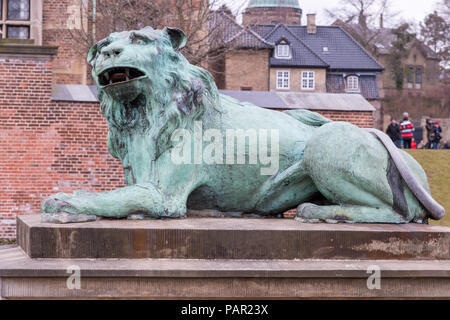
left=41, top=26, right=444, bottom=224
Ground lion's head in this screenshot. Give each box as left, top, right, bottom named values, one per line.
left=87, top=26, right=220, bottom=161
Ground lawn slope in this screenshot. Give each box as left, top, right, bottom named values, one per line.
left=407, top=150, right=450, bottom=226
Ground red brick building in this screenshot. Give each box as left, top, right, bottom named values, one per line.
left=0, top=45, right=124, bottom=238
left=0, top=0, right=89, bottom=84
left=242, top=0, right=302, bottom=26
left=0, top=0, right=375, bottom=239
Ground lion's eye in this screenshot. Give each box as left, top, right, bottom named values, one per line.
left=97, top=39, right=111, bottom=51
left=130, top=33, right=150, bottom=45
left=132, top=38, right=146, bottom=45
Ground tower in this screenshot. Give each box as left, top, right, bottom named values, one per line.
left=242, top=0, right=302, bottom=26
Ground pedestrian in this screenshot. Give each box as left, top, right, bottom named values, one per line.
left=425, top=118, right=433, bottom=149
left=443, top=141, right=450, bottom=149
left=400, top=112, right=414, bottom=149
left=431, top=121, right=442, bottom=149
left=416, top=140, right=425, bottom=149
left=386, top=117, right=401, bottom=148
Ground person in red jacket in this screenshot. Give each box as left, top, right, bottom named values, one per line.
left=400, top=112, right=415, bottom=149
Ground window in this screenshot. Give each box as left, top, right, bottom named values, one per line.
left=7, top=0, right=29, bottom=20
left=6, top=24, right=27, bottom=38
left=406, top=66, right=423, bottom=89
left=301, top=71, right=315, bottom=90
left=407, top=66, right=414, bottom=88
left=240, top=87, right=252, bottom=91
left=346, top=75, right=359, bottom=92
left=415, top=67, right=422, bottom=89
left=323, top=47, right=328, bottom=52
left=276, top=44, right=290, bottom=58
left=276, top=70, right=290, bottom=89
left=1, top=0, right=32, bottom=40
left=407, top=66, right=414, bottom=82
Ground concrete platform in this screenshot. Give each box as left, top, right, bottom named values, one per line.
left=1, top=245, right=450, bottom=299
left=4, top=215, right=450, bottom=299
left=17, top=215, right=450, bottom=260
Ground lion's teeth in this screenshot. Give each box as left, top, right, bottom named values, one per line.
left=109, top=79, right=113, bottom=85
left=105, top=72, right=109, bottom=80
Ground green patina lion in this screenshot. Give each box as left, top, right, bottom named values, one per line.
left=41, top=26, right=445, bottom=224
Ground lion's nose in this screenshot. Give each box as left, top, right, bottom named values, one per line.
left=102, top=47, right=123, bottom=58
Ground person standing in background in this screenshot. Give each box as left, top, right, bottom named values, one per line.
left=425, top=118, right=433, bottom=149
left=431, top=121, right=442, bottom=149
left=400, top=112, right=415, bottom=149
left=386, top=117, right=401, bottom=148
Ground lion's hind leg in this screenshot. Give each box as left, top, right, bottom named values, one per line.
left=295, top=203, right=410, bottom=224
left=252, top=160, right=318, bottom=215
left=299, top=122, right=428, bottom=224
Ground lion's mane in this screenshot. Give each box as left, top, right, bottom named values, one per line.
left=96, top=32, right=221, bottom=161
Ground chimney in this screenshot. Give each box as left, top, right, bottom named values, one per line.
left=307, top=14, right=316, bottom=34
left=379, top=14, right=384, bottom=29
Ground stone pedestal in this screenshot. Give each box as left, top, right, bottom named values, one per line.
left=1, top=215, right=450, bottom=299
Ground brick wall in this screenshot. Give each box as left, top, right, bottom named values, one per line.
left=272, top=108, right=374, bottom=129
left=225, top=50, right=270, bottom=91
left=242, top=7, right=302, bottom=26
left=314, top=110, right=374, bottom=128
left=42, top=0, right=88, bottom=84
left=0, top=53, right=123, bottom=239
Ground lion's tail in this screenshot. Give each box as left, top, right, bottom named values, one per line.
left=366, top=128, right=445, bottom=221
left=283, top=109, right=332, bottom=127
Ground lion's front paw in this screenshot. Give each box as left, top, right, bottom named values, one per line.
left=41, top=193, right=79, bottom=214
left=41, top=193, right=97, bottom=224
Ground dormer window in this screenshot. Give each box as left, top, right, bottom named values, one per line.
left=346, top=75, right=359, bottom=92
left=276, top=44, right=289, bottom=57
left=275, top=40, right=290, bottom=59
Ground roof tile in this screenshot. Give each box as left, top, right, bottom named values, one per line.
left=252, top=25, right=383, bottom=70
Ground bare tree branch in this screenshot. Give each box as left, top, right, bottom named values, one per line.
left=61, top=0, right=246, bottom=72
left=327, top=0, right=400, bottom=55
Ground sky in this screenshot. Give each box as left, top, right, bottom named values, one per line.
left=229, top=0, right=442, bottom=26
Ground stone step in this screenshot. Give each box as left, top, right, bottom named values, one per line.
left=17, top=215, right=450, bottom=260
left=1, top=245, right=449, bottom=299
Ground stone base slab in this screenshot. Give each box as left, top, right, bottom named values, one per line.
left=17, top=215, right=450, bottom=260
left=1, top=246, right=450, bottom=299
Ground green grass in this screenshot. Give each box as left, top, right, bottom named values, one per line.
left=406, top=150, right=450, bottom=227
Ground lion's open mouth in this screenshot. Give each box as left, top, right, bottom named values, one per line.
left=98, top=67, right=146, bottom=86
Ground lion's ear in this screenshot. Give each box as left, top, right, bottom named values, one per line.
left=87, top=44, right=98, bottom=67
left=163, top=27, right=187, bottom=51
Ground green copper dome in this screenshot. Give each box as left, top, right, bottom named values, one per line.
left=247, top=0, right=300, bottom=9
